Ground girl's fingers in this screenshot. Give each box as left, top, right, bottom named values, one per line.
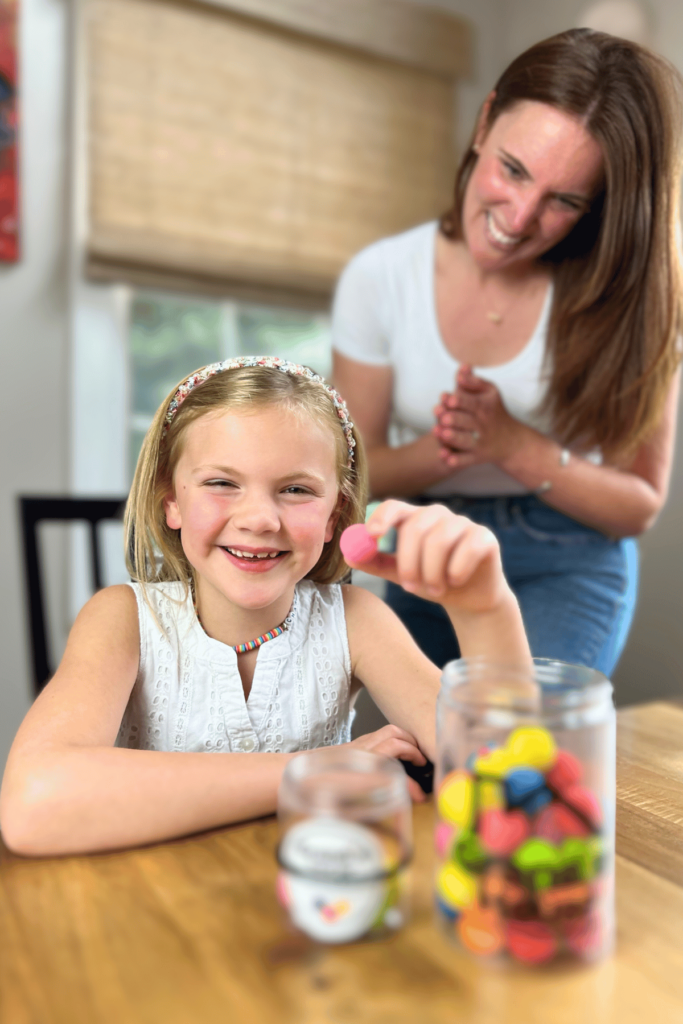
left=393, top=505, right=455, bottom=588
left=407, top=778, right=427, bottom=803
left=374, top=724, right=419, bottom=746
left=446, top=525, right=499, bottom=589
left=382, top=740, right=427, bottom=765
left=356, top=726, right=427, bottom=765
left=418, top=516, right=471, bottom=596
left=343, top=548, right=399, bottom=581
left=365, top=499, right=426, bottom=539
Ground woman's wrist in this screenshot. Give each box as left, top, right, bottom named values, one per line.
left=497, top=422, right=562, bottom=489
left=494, top=419, right=537, bottom=473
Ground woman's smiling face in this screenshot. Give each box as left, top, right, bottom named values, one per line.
left=462, top=100, right=605, bottom=273
left=163, top=404, right=340, bottom=622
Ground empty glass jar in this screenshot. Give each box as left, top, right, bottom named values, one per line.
left=276, top=748, right=412, bottom=943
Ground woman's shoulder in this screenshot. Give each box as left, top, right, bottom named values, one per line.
left=333, top=223, right=437, bottom=349
left=341, top=221, right=437, bottom=280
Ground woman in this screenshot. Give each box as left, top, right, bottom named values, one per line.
left=332, top=29, right=683, bottom=676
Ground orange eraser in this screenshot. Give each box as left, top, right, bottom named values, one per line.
left=340, top=524, right=379, bottom=565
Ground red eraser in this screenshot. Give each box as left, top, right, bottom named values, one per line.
left=340, top=524, right=379, bottom=565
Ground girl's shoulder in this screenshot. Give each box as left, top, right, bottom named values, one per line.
left=294, top=578, right=346, bottom=624
left=54, top=584, right=142, bottom=687
left=80, top=583, right=140, bottom=622
left=125, top=580, right=195, bottom=648
left=126, top=580, right=192, bottom=618
left=339, top=582, right=402, bottom=652
left=339, top=581, right=389, bottom=622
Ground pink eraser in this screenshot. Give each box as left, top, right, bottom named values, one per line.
left=340, top=524, right=378, bottom=565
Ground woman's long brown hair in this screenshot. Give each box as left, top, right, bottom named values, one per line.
left=441, top=29, right=683, bottom=459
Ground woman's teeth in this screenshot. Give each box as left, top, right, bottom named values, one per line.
left=486, top=212, right=519, bottom=247
left=225, top=548, right=281, bottom=560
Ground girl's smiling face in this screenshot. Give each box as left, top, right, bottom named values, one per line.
left=164, top=404, right=341, bottom=629
left=462, top=100, right=604, bottom=273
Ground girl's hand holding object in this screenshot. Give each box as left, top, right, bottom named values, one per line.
left=340, top=500, right=507, bottom=617
left=339, top=523, right=378, bottom=565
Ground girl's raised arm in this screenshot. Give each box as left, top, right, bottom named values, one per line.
left=342, top=502, right=531, bottom=761
left=0, top=586, right=298, bottom=856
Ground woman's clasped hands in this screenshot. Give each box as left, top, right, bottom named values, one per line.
left=433, top=364, right=524, bottom=471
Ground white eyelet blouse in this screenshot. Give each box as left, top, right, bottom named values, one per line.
left=115, top=580, right=355, bottom=755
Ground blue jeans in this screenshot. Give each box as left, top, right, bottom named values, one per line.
left=385, top=494, right=638, bottom=678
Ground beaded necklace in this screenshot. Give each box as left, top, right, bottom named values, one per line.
left=192, top=587, right=295, bottom=654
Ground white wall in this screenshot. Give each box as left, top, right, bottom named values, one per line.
left=0, top=0, right=70, bottom=763
left=409, top=0, right=508, bottom=149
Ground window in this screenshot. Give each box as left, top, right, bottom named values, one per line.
left=128, top=292, right=331, bottom=480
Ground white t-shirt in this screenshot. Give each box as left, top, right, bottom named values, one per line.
left=116, top=580, right=356, bottom=755
left=332, top=221, right=555, bottom=497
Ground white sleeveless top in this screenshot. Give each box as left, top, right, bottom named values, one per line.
left=332, top=221, right=554, bottom=497
left=116, top=580, right=355, bottom=755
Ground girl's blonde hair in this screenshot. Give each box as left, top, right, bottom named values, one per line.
left=124, top=363, right=367, bottom=594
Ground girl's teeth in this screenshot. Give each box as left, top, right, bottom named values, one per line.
left=227, top=548, right=279, bottom=559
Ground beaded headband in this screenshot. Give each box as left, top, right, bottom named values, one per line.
left=162, top=355, right=357, bottom=468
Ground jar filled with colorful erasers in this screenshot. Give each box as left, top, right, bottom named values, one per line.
left=434, top=658, right=615, bottom=966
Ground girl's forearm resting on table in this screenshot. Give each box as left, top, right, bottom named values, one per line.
left=0, top=746, right=298, bottom=857
left=501, top=426, right=666, bottom=537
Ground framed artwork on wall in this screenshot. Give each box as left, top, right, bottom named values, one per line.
left=0, top=0, right=17, bottom=262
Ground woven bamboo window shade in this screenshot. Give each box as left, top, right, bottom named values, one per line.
left=85, top=0, right=470, bottom=304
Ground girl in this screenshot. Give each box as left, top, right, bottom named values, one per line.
left=0, top=357, right=528, bottom=856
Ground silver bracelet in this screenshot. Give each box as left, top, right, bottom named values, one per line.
left=535, top=449, right=571, bottom=494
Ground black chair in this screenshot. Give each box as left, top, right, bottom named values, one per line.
left=19, top=496, right=128, bottom=696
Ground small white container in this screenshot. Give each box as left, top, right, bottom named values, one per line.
left=276, top=748, right=412, bottom=943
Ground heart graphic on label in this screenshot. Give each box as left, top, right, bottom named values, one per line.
left=316, top=898, right=351, bottom=922
left=279, top=819, right=388, bottom=942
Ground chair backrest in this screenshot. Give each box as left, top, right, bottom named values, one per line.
left=19, top=496, right=128, bottom=696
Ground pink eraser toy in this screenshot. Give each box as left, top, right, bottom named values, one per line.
left=340, top=524, right=379, bottom=565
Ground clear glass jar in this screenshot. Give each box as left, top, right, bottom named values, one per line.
left=276, top=748, right=412, bottom=944
left=434, top=658, right=615, bottom=966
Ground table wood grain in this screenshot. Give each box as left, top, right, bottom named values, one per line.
left=616, top=700, right=683, bottom=886
left=1, top=702, right=682, bottom=1024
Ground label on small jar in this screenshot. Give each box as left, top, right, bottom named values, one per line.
left=278, top=818, right=388, bottom=943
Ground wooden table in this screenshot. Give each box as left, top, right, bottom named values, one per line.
left=1, top=702, right=682, bottom=1024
